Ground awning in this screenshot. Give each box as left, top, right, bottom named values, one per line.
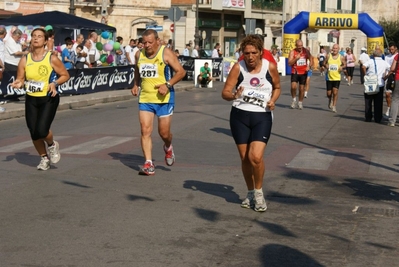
left=0, top=9, right=22, bottom=19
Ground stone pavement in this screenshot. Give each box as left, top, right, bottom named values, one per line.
left=0, top=80, right=195, bottom=121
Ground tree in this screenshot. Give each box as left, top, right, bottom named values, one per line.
left=379, top=18, right=399, bottom=46
left=252, top=0, right=283, bottom=11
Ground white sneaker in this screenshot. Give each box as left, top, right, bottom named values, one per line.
left=385, top=109, right=390, bottom=117
left=290, top=100, right=297, bottom=109
left=304, top=92, right=308, bottom=98
left=388, top=122, right=395, bottom=127
left=332, top=106, right=337, bottom=113
left=328, top=100, right=333, bottom=110
left=298, top=102, right=303, bottom=110
left=254, top=190, right=267, bottom=212
left=0, top=107, right=5, bottom=113
left=48, top=141, right=61, bottom=164
left=241, top=191, right=254, bottom=209
left=37, top=156, right=50, bottom=170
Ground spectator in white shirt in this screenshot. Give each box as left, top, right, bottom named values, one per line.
left=183, top=44, right=190, bottom=57
left=362, top=48, right=390, bottom=123
left=358, top=47, right=370, bottom=84
left=4, top=29, right=28, bottom=72
left=212, top=43, right=222, bottom=58
left=191, top=45, right=199, bottom=58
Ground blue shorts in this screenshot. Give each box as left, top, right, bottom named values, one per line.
left=307, top=70, right=313, bottom=77
left=139, top=103, right=174, bottom=117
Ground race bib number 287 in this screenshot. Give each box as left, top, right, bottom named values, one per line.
left=140, top=64, right=159, bottom=78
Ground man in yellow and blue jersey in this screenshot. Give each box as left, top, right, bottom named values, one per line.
left=131, top=29, right=186, bottom=176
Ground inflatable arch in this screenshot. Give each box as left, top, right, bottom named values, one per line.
left=282, top=11, right=384, bottom=72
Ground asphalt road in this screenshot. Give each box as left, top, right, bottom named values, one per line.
left=0, top=74, right=398, bottom=266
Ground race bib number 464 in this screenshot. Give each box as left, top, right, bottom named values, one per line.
left=139, top=64, right=159, bottom=78
left=25, top=80, right=45, bottom=93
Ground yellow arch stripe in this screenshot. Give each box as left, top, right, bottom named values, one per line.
left=309, top=13, right=359, bottom=29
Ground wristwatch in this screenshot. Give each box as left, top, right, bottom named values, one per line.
left=165, top=82, right=172, bottom=89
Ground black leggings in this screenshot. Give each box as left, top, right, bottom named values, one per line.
left=346, top=67, right=355, bottom=78
left=25, top=94, right=59, bottom=140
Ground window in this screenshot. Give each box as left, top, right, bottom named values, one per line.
left=321, top=0, right=326, bottom=12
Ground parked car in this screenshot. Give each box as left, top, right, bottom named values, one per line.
left=199, top=49, right=212, bottom=58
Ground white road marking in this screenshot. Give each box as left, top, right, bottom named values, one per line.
left=0, top=136, right=70, bottom=153
left=60, top=136, right=135, bottom=154
left=287, top=148, right=336, bottom=170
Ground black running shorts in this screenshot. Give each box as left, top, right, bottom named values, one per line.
left=229, top=107, right=272, bottom=145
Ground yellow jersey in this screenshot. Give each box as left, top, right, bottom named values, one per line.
left=137, top=45, right=174, bottom=103
left=25, top=52, right=57, bottom=97
left=326, top=54, right=342, bottom=81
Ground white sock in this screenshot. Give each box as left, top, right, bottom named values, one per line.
left=254, top=188, right=263, bottom=194
left=164, top=144, right=173, bottom=151
left=292, top=98, right=296, bottom=102
left=145, top=160, right=152, bottom=164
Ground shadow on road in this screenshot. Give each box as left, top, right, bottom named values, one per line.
left=260, top=244, right=324, bottom=267
left=183, top=180, right=241, bottom=204
left=342, top=179, right=399, bottom=202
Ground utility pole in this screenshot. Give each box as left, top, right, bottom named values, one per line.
left=69, top=0, right=75, bottom=15
left=194, top=0, right=200, bottom=47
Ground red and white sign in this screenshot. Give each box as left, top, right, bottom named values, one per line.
left=222, top=0, right=245, bottom=8
left=170, top=24, right=174, bottom=33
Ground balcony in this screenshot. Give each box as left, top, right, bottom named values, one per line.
left=74, top=0, right=102, bottom=7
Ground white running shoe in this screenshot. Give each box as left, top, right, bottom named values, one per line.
left=37, top=156, right=50, bottom=170
left=385, top=108, right=390, bottom=117
left=332, top=106, right=337, bottom=113
left=48, top=141, right=61, bottom=164
left=0, top=107, right=5, bottom=113
left=241, top=191, right=254, bottom=209
left=254, top=190, right=267, bottom=212
left=290, top=100, right=297, bottom=109
left=164, top=144, right=175, bottom=166
left=298, top=102, right=303, bottom=110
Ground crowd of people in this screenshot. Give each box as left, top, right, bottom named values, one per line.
left=288, top=41, right=399, bottom=124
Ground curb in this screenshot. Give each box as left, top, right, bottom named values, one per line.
left=0, top=85, right=196, bottom=121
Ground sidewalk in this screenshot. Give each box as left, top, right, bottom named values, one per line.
left=0, top=80, right=196, bottom=121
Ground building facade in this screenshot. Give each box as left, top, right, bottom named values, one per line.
left=2, top=0, right=399, bottom=58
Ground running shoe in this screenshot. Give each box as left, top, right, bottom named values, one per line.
left=0, top=107, right=5, bottom=113
left=388, top=122, right=395, bottom=127
left=139, top=161, right=155, bottom=175
left=48, top=141, right=61, bottom=164
left=164, top=144, right=175, bottom=166
left=332, top=106, right=337, bottom=113
left=304, top=92, right=308, bottom=98
left=298, top=102, right=303, bottom=110
left=385, top=109, right=390, bottom=117
left=328, top=100, right=333, bottom=110
left=290, top=100, right=297, bottom=109
left=37, top=156, right=50, bottom=171
left=241, top=191, right=254, bottom=209
left=254, top=190, right=267, bottom=212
